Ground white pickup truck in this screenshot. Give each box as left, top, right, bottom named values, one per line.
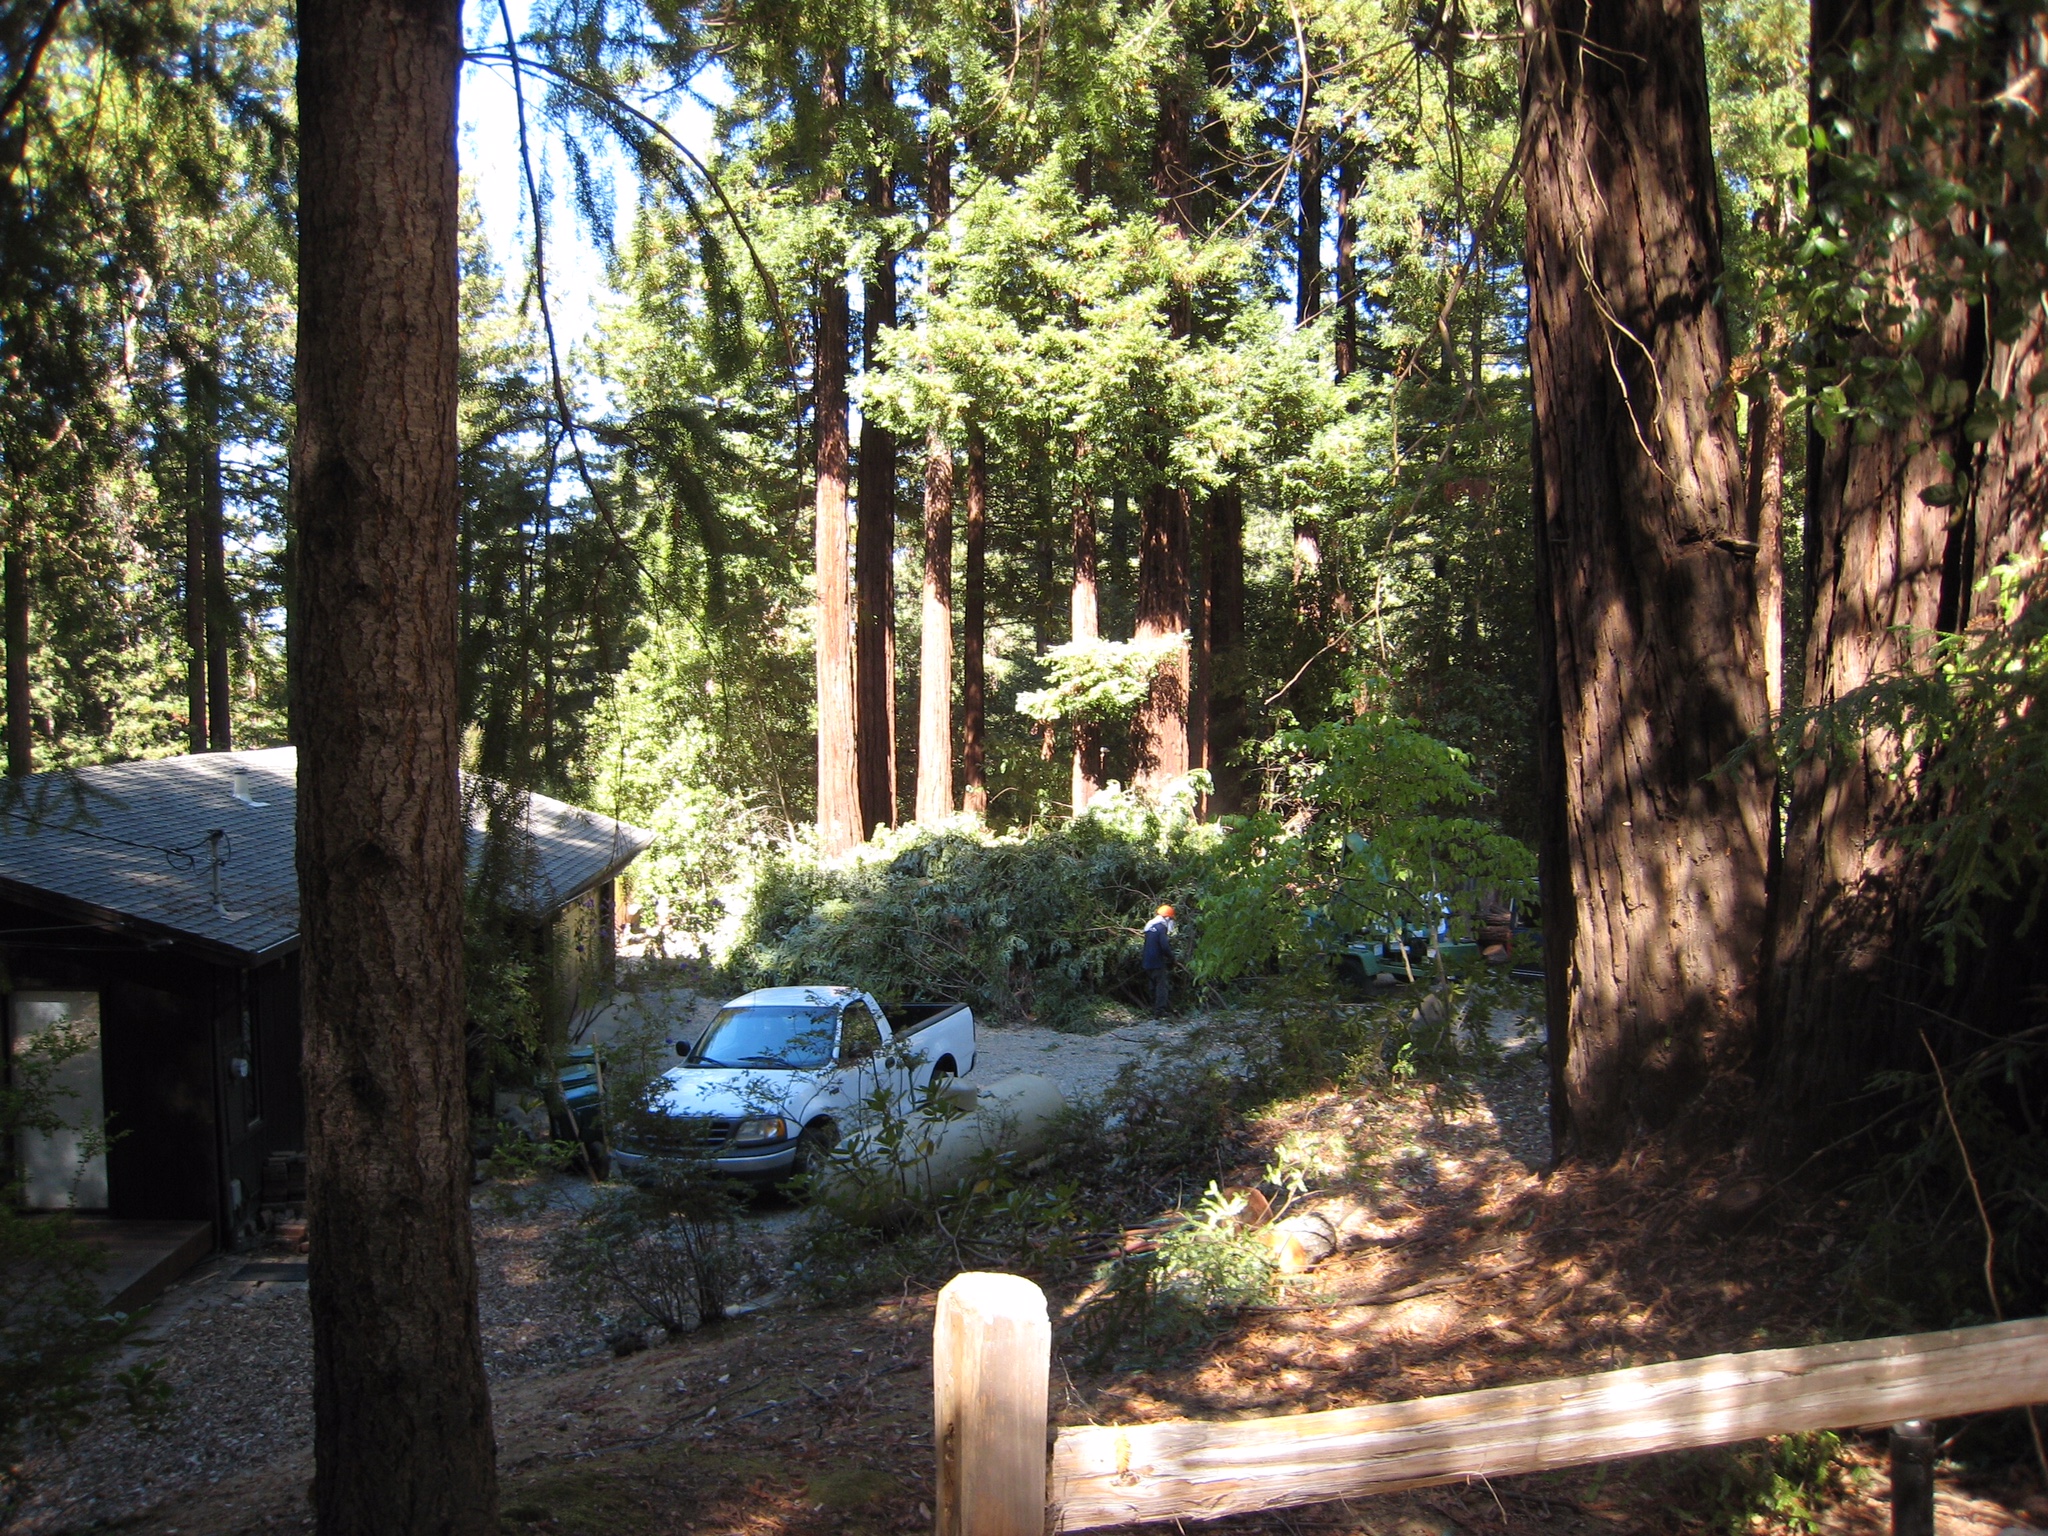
left=611, top=985, right=977, bottom=1182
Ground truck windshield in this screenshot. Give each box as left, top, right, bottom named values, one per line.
left=690, top=1006, right=837, bottom=1068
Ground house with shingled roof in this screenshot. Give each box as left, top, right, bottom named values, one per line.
left=0, top=747, right=649, bottom=1295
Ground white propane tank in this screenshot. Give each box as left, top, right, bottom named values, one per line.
left=812, top=1073, right=1067, bottom=1220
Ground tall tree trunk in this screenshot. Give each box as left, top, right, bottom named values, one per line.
left=4, top=544, right=29, bottom=778
left=961, top=425, right=988, bottom=814
left=184, top=371, right=213, bottom=753
left=1133, top=71, right=1197, bottom=797
left=294, top=2, right=497, bottom=1531
left=916, top=428, right=954, bottom=823
left=812, top=50, right=860, bottom=857
left=1206, top=485, right=1247, bottom=816
left=855, top=217, right=898, bottom=838
left=1071, top=447, right=1101, bottom=815
left=1296, top=125, right=1322, bottom=327
left=914, top=78, right=955, bottom=824
left=1522, top=0, right=1773, bottom=1153
left=1188, top=498, right=1209, bottom=781
left=1760, top=0, right=2048, bottom=1122
left=1334, top=137, right=1358, bottom=381
left=202, top=391, right=232, bottom=752
left=185, top=446, right=209, bottom=753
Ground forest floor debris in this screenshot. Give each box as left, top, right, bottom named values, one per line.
left=19, top=1016, right=2045, bottom=1536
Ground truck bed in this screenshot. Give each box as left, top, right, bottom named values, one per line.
left=887, top=1001, right=970, bottom=1035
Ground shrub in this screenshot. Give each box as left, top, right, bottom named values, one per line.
left=718, top=797, right=1217, bottom=1028
left=548, top=1160, right=761, bottom=1336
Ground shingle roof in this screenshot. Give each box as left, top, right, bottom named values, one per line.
left=0, top=748, right=652, bottom=964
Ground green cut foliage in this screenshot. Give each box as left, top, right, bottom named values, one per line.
left=719, top=799, right=1218, bottom=1028
left=1195, top=713, right=1535, bottom=983
left=1016, top=633, right=1189, bottom=726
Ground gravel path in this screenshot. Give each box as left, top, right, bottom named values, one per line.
left=964, top=1016, right=1199, bottom=1102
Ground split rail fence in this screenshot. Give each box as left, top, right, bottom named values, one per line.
left=930, top=1271, right=2048, bottom=1535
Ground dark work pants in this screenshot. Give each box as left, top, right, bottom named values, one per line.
left=1148, top=967, right=1170, bottom=1013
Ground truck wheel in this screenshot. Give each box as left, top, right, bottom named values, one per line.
left=791, top=1117, right=838, bottom=1180
left=930, top=1056, right=958, bottom=1086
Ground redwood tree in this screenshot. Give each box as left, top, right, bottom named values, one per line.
left=1132, top=68, right=1198, bottom=796
left=1522, top=0, right=1774, bottom=1153
left=294, top=1, right=497, bottom=1530
left=913, top=73, right=954, bottom=824
left=961, top=422, right=987, bottom=813
left=813, top=48, right=860, bottom=857
left=854, top=218, right=897, bottom=838
left=1761, top=0, right=2048, bottom=1118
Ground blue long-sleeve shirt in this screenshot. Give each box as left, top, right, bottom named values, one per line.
left=1141, top=915, right=1175, bottom=970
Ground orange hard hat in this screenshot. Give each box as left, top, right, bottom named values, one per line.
left=1157, top=904, right=1175, bottom=919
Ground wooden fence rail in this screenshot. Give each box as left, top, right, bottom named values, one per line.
left=931, top=1274, right=2048, bottom=1535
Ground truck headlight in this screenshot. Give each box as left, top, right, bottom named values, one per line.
left=733, top=1116, right=788, bottom=1146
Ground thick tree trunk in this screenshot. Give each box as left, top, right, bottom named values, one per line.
left=961, top=426, right=987, bottom=814
left=1133, top=72, right=1197, bottom=797
left=4, top=544, right=28, bottom=777
left=293, top=3, right=497, bottom=1531
left=1522, top=0, right=1773, bottom=1153
left=1133, top=475, right=1191, bottom=794
left=1071, top=450, right=1101, bottom=815
left=855, top=224, right=898, bottom=838
left=812, top=52, right=859, bottom=857
left=1760, top=0, right=2048, bottom=1122
left=1206, top=485, right=1246, bottom=816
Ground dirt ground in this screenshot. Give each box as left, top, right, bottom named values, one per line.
left=20, top=1014, right=2047, bottom=1536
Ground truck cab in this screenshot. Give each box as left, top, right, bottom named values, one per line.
left=611, top=985, right=976, bottom=1182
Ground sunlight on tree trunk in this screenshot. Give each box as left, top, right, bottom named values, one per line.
left=812, top=49, right=859, bottom=859
left=1071, top=446, right=1101, bottom=816
left=1207, top=486, right=1247, bottom=816
left=1523, top=0, right=1772, bottom=1154
left=962, top=424, right=987, bottom=815
left=294, top=2, right=497, bottom=1529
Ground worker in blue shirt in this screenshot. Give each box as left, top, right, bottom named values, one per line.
left=1142, top=904, right=1177, bottom=1016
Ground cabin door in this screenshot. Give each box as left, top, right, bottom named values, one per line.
left=9, top=991, right=108, bottom=1210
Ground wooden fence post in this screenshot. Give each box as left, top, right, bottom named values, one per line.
left=935, top=1271, right=1050, bottom=1536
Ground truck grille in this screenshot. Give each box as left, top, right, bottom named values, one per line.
left=619, top=1116, right=737, bottom=1157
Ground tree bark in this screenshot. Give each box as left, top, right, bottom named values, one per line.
left=4, top=544, right=29, bottom=778
left=813, top=49, right=860, bottom=857
left=1297, top=123, right=1323, bottom=327
left=202, top=397, right=232, bottom=752
left=1522, top=0, right=1773, bottom=1152
left=1759, top=0, right=2048, bottom=1121
left=961, top=424, right=987, bottom=815
left=1206, top=485, right=1246, bottom=816
left=1133, top=70, right=1197, bottom=797
left=1071, top=448, right=1101, bottom=815
left=184, top=424, right=209, bottom=753
left=913, top=79, right=954, bottom=825
left=917, top=426, right=954, bottom=823
left=855, top=215, right=898, bottom=838
left=1334, top=138, right=1358, bottom=381
left=293, top=2, right=497, bottom=1531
